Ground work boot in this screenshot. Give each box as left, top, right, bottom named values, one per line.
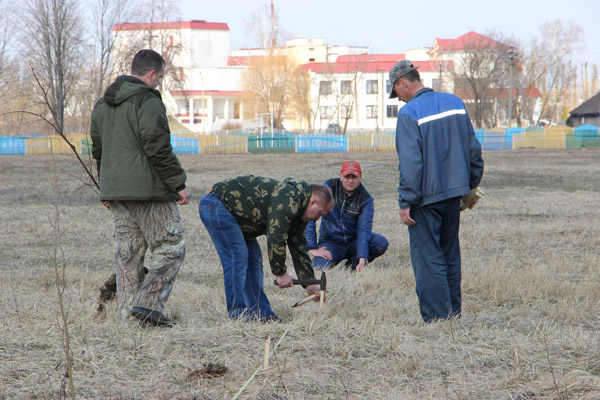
left=258, top=315, right=282, bottom=323
left=131, top=306, right=177, bottom=327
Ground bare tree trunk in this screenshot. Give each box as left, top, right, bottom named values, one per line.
left=92, top=0, right=134, bottom=100
left=24, top=0, right=85, bottom=133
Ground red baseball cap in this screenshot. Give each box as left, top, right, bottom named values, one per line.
left=341, top=160, right=362, bottom=177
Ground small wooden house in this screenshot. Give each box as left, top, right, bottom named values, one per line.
left=567, top=93, right=600, bottom=127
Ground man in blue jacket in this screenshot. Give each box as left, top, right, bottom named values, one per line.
left=390, top=60, right=484, bottom=323
left=305, top=161, right=389, bottom=272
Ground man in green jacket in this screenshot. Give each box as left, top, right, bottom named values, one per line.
left=199, top=176, right=333, bottom=321
left=91, top=49, right=191, bottom=327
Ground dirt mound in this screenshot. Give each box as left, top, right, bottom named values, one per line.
left=97, top=274, right=117, bottom=312
left=96, top=268, right=150, bottom=312
left=185, top=363, right=228, bottom=381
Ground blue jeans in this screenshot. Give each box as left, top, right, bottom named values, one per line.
left=199, top=193, right=276, bottom=320
left=311, top=233, right=389, bottom=270
left=408, top=197, right=461, bottom=323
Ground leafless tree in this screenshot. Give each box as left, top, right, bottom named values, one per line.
left=241, top=1, right=298, bottom=129
left=66, top=0, right=138, bottom=133
left=311, top=57, right=368, bottom=134
left=520, top=20, right=584, bottom=124
left=134, top=0, right=185, bottom=92
left=0, top=0, right=21, bottom=132
left=243, top=1, right=290, bottom=50
left=0, top=0, right=15, bottom=86
left=23, top=0, right=86, bottom=133
left=91, top=0, right=137, bottom=99
left=288, top=69, right=313, bottom=131
left=447, top=33, right=509, bottom=129
left=243, top=54, right=293, bottom=129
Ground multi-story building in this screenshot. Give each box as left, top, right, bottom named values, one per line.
left=305, top=52, right=451, bottom=132
left=112, top=20, right=539, bottom=132
left=113, top=20, right=249, bottom=133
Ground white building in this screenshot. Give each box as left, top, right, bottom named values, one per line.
left=112, top=20, right=538, bottom=132
left=305, top=54, right=444, bottom=132
left=113, top=20, right=249, bottom=133
left=230, top=38, right=368, bottom=65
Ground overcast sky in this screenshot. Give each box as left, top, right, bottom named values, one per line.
left=180, top=0, right=600, bottom=67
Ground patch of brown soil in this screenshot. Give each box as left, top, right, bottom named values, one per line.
left=185, top=363, right=228, bottom=381
left=97, top=274, right=117, bottom=312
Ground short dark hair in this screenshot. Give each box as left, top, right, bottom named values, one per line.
left=131, top=49, right=165, bottom=77
left=311, top=184, right=333, bottom=206
left=403, top=69, right=421, bottom=83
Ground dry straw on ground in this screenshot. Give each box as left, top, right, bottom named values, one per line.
left=1, top=149, right=600, bottom=399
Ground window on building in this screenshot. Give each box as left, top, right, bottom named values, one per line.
left=176, top=99, right=188, bottom=115
left=340, top=80, right=353, bottom=95
left=366, top=105, right=378, bottom=119
left=387, top=105, right=398, bottom=118
left=386, top=79, right=391, bottom=94
left=319, top=81, right=332, bottom=96
left=340, top=105, right=352, bottom=119
left=309, top=58, right=315, bottom=62
left=366, top=80, right=378, bottom=94
left=319, top=106, right=333, bottom=119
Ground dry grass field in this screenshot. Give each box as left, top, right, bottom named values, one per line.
left=1, top=149, right=600, bottom=399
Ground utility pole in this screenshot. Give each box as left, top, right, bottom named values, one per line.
left=507, top=46, right=517, bottom=128
left=381, top=68, right=385, bottom=129
left=438, top=60, right=443, bottom=91
left=271, top=0, right=276, bottom=49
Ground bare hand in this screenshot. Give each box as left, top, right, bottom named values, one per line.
left=309, top=247, right=332, bottom=260
left=355, top=258, right=367, bottom=272
left=275, top=274, right=294, bottom=288
left=306, top=285, right=326, bottom=302
left=399, top=208, right=415, bottom=226
left=177, top=188, right=191, bottom=205
left=101, top=200, right=111, bottom=210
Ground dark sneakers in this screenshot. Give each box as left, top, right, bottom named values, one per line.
left=130, top=306, right=177, bottom=327
left=258, top=315, right=282, bottom=323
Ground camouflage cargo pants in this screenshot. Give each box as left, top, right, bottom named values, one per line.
left=110, top=200, right=185, bottom=322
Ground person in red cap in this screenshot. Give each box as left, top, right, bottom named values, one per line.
left=305, top=161, right=389, bottom=272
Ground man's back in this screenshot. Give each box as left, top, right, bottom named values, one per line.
left=90, top=75, right=186, bottom=202
left=212, top=175, right=312, bottom=239
left=396, top=88, right=483, bottom=208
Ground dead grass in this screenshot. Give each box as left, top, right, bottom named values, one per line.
left=1, top=149, right=600, bottom=399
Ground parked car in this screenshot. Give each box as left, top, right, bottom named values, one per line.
left=536, top=119, right=550, bottom=127
left=325, top=123, right=342, bottom=134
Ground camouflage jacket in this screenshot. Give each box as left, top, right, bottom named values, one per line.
left=212, top=175, right=314, bottom=280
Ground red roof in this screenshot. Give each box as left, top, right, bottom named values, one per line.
left=335, top=54, right=405, bottom=63
left=433, top=31, right=505, bottom=52
left=304, top=59, right=453, bottom=74
left=113, top=20, right=229, bottom=32
left=228, top=56, right=249, bottom=66
left=227, top=55, right=288, bottom=66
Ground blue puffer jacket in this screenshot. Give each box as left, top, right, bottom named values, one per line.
left=305, top=178, right=374, bottom=261
left=395, top=88, right=483, bottom=209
